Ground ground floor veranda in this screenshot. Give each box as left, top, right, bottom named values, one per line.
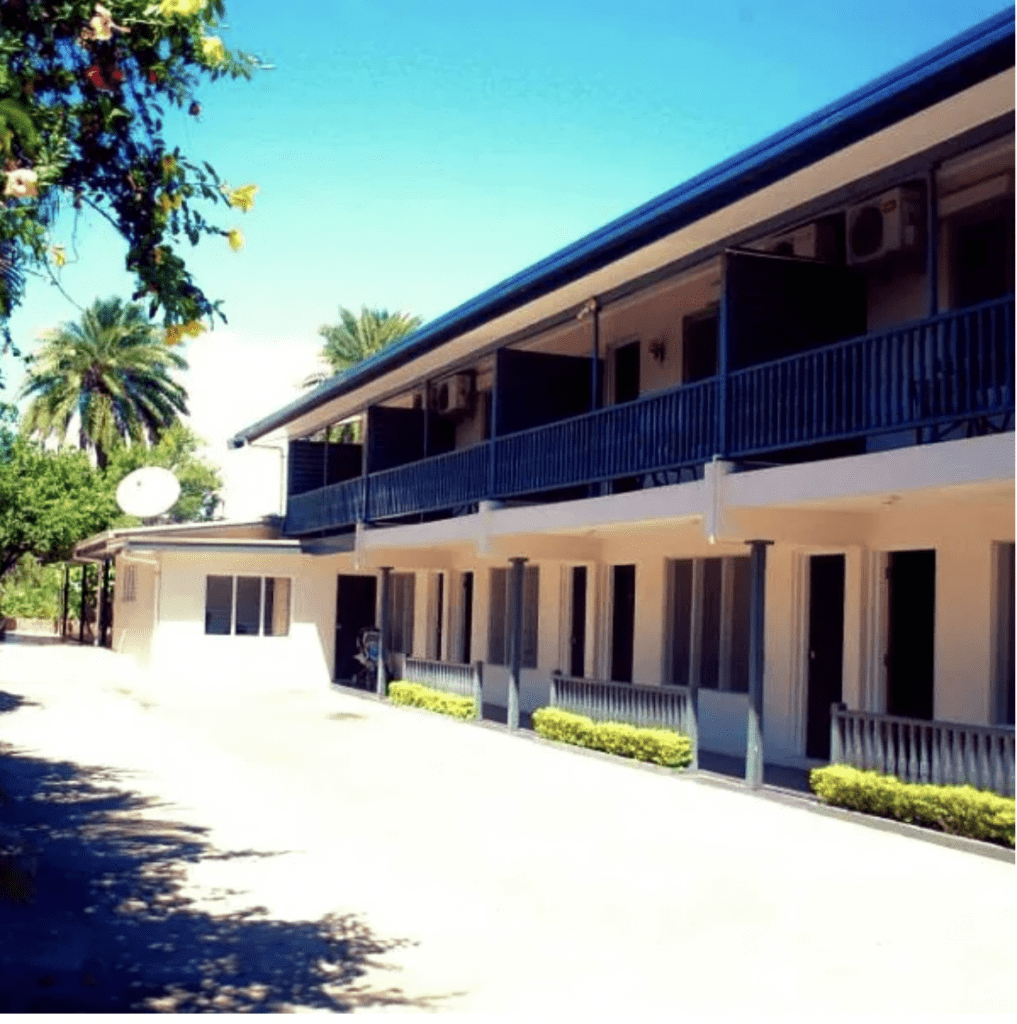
left=77, top=434, right=1014, bottom=787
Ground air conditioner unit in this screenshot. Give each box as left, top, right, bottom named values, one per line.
left=847, top=185, right=925, bottom=265
left=435, top=373, right=474, bottom=416
left=751, top=220, right=839, bottom=262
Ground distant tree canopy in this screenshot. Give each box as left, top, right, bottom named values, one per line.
left=0, top=0, right=263, bottom=389
left=20, top=296, right=188, bottom=468
left=105, top=419, right=222, bottom=522
left=0, top=424, right=118, bottom=581
left=306, top=305, right=423, bottom=387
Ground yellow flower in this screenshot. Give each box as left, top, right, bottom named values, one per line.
left=4, top=168, right=38, bottom=198
left=161, top=154, right=177, bottom=178
left=227, top=227, right=244, bottom=252
left=158, top=191, right=182, bottom=214
left=165, top=319, right=205, bottom=346
left=81, top=3, right=128, bottom=42
left=226, top=183, right=258, bottom=212
left=158, top=0, right=204, bottom=15
left=51, top=245, right=67, bottom=268
left=200, top=35, right=226, bottom=66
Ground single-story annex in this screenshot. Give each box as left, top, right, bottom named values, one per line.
left=75, top=10, right=1016, bottom=789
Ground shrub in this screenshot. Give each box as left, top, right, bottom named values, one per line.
left=810, top=765, right=1015, bottom=848
left=532, top=707, right=693, bottom=769
left=388, top=681, right=477, bottom=720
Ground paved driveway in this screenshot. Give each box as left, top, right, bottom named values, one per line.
left=1, top=639, right=1014, bottom=1013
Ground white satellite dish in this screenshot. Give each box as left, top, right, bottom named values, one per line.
left=116, top=466, right=181, bottom=519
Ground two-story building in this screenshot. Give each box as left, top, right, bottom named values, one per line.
left=76, top=10, right=1015, bottom=783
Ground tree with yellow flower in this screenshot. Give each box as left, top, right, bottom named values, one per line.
left=0, top=0, right=265, bottom=391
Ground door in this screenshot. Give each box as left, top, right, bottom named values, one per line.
left=613, top=341, right=640, bottom=403
left=461, top=571, right=474, bottom=664
left=335, top=574, right=377, bottom=684
left=569, top=566, right=587, bottom=678
left=610, top=564, right=636, bottom=683
left=805, top=554, right=845, bottom=759
left=885, top=550, right=935, bottom=720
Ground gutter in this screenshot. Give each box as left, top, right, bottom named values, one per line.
left=229, top=9, right=1014, bottom=448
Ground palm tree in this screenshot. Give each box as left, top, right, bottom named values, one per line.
left=20, top=297, right=188, bottom=469
left=302, top=304, right=423, bottom=390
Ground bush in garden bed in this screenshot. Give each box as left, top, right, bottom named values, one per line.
left=810, top=765, right=1015, bottom=848
left=532, top=708, right=692, bottom=769
left=388, top=681, right=477, bottom=720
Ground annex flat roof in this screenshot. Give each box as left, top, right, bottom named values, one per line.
left=229, top=8, right=1015, bottom=449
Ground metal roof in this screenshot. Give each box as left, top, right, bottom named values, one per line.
left=230, top=8, right=1015, bottom=448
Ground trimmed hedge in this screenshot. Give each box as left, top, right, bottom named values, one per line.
left=810, top=765, right=1015, bottom=848
left=532, top=707, right=693, bottom=768
left=388, top=681, right=477, bottom=720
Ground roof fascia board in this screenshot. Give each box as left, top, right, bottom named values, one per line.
left=279, top=112, right=1015, bottom=437
left=230, top=10, right=1014, bottom=447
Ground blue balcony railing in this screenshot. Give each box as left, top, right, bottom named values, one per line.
left=284, top=297, right=1014, bottom=536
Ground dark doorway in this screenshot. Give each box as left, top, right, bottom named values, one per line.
left=461, top=571, right=474, bottom=664
left=885, top=550, right=936, bottom=720
left=569, top=566, right=587, bottom=678
left=610, top=564, right=636, bottom=683
left=335, top=574, right=377, bottom=685
left=613, top=341, right=641, bottom=404
left=953, top=213, right=1011, bottom=307
left=806, top=554, right=845, bottom=759
left=682, top=310, right=719, bottom=383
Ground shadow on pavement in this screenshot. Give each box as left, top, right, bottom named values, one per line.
left=0, top=690, right=451, bottom=1013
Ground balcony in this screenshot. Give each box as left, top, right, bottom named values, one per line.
left=284, top=296, right=1014, bottom=537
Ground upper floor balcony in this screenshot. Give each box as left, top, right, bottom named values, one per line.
left=284, top=294, right=1014, bottom=537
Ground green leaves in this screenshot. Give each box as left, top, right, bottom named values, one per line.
left=810, top=765, right=1015, bottom=848
left=0, top=0, right=265, bottom=341
left=531, top=708, right=693, bottom=768
left=0, top=429, right=118, bottom=581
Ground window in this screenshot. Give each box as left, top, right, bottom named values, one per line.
left=386, top=573, right=415, bottom=654
left=204, top=575, right=291, bottom=636
left=120, top=564, right=137, bottom=603
left=667, top=556, right=750, bottom=692
left=488, top=565, right=539, bottom=669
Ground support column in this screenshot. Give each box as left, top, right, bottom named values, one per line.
left=102, top=558, right=111, bottom=647
left=717, top=258, right=731, bottom=459
left=61, top=563, right=70, bottom=640
left=78, top=564, right=88, bottom=644
left=93, top=559, right=107, bottom=647
left=687, top=559, right=704, bottom=771
left=376, top=566, right=392, bottom=696
left=507, top=556, right=528, bottom=730
left=745, top=539, right=773, bottom=789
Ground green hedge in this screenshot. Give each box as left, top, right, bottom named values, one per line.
left=810, top=765, right=1015, bottom=848
left=388, top=681, right=477, bottom=720
left=532, top=707, right=693, bottom=768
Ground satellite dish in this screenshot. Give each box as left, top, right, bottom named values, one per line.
left=116, top=467, right=181, bottom=519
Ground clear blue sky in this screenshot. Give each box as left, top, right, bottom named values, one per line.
left=3, top=0, right=1007, bottom=408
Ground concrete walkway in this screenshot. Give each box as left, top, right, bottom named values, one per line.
left=0, top=639, right=1014, bottom=1013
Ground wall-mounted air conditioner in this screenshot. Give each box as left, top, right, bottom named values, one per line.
left=435, top=372, right=474, bottom=416
left=847, top=185, right=925, bottom=265
left=752, top=220, right=838, bottom=262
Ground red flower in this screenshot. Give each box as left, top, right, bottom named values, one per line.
left=86, top=64, right=123, bottom=92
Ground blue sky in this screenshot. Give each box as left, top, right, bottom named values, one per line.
left=2, top=0, right=1007, bottom=499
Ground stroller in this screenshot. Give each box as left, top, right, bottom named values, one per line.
left=353, top=627, right=382, bottom=690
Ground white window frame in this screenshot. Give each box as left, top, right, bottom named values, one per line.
left=204, top=574, right=293, bottom=637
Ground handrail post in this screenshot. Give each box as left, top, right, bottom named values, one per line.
left=830, top=703, right=845, bottom=764
left=507, top=557, right=528, bottom=730
left=551, top=669, right=560, bottom=710
left=473, top=660, right=484, bottom=721
left=376, top=566, right=391, bottom=696
left=744, top=539, right=772, bottom=788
